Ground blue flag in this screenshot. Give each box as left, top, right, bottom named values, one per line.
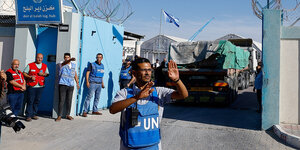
left=163, top=10, right=180, bottom=27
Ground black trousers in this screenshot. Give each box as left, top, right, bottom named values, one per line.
left=58, top=85, right=74, bottom=116
left=257, top=89, right=262, bottom=111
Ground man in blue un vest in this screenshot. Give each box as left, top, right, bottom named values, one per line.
left=56, top=53, right=80, bottom=122
left=110, top=58, right=188, bottom=150
left=82, top=53, right=105, bottom=117
left=120, top=59, right=135, bottom=89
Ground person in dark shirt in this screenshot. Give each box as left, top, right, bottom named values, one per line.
left=6, top=59, right=26, bottom=116
left=0, top=70, right=25, bottom=135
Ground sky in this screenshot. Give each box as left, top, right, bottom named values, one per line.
left=122, top=0, right=263, bottom=42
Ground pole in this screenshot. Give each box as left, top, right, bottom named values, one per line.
left=188, top=17, right=215, bottom=41
left=158, top=9, right=163, bottom=52
left=159, top=9, right=163, bottom=35
left=267, top=0, right=270, bottom=9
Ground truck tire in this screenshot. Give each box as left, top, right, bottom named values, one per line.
left=238, top=73, right=245, bottom=90
left=245, top=72, right=250, bottom=89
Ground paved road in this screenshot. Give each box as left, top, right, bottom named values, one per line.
left=1, top=87, right=296, bottom=150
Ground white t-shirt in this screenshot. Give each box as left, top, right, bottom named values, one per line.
left=113, top=85, right=175, bottom=150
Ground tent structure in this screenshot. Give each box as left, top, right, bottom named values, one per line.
left=140, top=34, right=187, bottom=64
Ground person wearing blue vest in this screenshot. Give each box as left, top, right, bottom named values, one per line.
left=120, top=59, right=135, bottom=89
left=110, top=58, right=188, bottom=150
left=56, top=53, right=79, bottom=122
left=82, top=53, right=105, bottom=117
left=253, top=62, right=263, bottom=113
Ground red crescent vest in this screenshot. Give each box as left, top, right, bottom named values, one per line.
left=27, top=62, right=47, bottom=87
left=6, top=68, right=25, bottom=91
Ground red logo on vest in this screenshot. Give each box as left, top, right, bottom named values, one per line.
left=6, top=68, right=25, bottom=91
left=27, top=62, right=47, bottom=86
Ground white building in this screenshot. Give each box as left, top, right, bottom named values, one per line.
left=123, top=31, right=144, bottom=60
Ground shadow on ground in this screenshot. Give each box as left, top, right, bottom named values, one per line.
left=163, top=87, right=262, bottom=130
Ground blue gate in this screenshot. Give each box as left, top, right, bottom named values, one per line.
left=36, top=26, right=58, bottom=115
left=76, top=16, right=124, bottom=114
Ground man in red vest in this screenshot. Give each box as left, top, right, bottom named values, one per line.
left=23, top=53, right=49, bottom=122
left=6, top=59, right=26, bottom=116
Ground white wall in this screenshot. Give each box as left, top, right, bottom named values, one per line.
left=52, top=12, right=81, bottom=118
left=280, top=39, right=300, bottom=124
left=0, top=37, right=14, bottom=70
left=13, top=25, right=37, bottom=71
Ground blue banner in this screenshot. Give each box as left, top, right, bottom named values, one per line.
left=16, top=0, right=63, bottom=24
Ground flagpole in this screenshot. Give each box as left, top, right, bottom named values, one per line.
left=159, top=9, right=163, bottom=35
left=158, top=9, right=163, bottom=52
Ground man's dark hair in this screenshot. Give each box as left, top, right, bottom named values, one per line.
left=97, top=53, right=103, bottom=57
left=134, top=55, right=139, bottom=60
left=132, top=57, right=151, bottom=71
left=64, top=53, right=71, bottom=57
left=258, top=61, right=262, bottom=66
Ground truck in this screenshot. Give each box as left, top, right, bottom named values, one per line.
left=163, top=39, right=260, bottom=105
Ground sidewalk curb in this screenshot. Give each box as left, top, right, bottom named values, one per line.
left=273, top=125, right=300, bottom=149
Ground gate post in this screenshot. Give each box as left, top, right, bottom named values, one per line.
left=261, top=9, right=281, bottom=130
left=13, top=25, right=37, bottom=70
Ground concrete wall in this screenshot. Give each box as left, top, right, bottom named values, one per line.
left=76, top=16, right=124, bottom=114
left=13, top=25, right=37, bottom=71
left=262, top=9, right=300, bottom=129
left=0, top=27, right=15, bottom=70
left=280, top=40, right=300, bottom=124
left=262, top=9, right=281, bottom=130
left=0, top=37, right=14, bottom=70
left=52, top=12, right=81, bottom=118
left=135, top=41, right=143, bottom=56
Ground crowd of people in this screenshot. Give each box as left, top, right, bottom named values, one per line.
left=0, top=53, right=188, bottom=150
left=0, top=53, right=106, bottom=124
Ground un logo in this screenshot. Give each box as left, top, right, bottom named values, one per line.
left=33, top=0, right=42, bottom=3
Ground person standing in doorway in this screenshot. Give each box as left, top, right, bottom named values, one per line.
left=6, top=59, right=26, bottom=116
left=23, top=53, right=49, bottom=122
left=82, top=53, right=105, bottom=117
left=56, top=53, right=79, bottom=122
left=253, top=62, right=263, bottom=113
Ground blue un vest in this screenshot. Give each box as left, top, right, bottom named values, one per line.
left=89, top=62, right=104, bottom=83
left=59, top=63, right=76, bottom=86
left=120, top=66, right=132, bottom=80
left=119, top=88, right=160, bottom=149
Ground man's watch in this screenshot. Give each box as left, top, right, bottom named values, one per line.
left=174, top=78, right=180, bottom=83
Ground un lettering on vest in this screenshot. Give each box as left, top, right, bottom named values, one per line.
left=96, top=69, right=104, bottom=76
left=137, top=116, right=159, bottom=130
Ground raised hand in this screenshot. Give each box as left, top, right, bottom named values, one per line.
left=168, top=60, right=179, bottom=82
left=135, top=81, right=155, bottom=100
